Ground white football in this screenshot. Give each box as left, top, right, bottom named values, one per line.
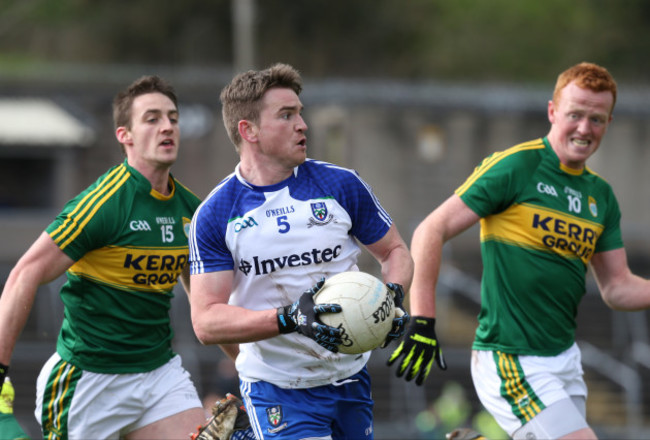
left=315, top=271, right=395, bottom=354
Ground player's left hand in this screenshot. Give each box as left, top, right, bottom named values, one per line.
left=386, top=316, right=447, bottom=385
left=381, top=283, right=410, bottom=348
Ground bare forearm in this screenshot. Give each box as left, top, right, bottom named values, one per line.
left=409, top=221, right=444, bottom=317
left=408, top=195, right=478, bottom=317
left=0, top=269, right=40, bottom=364
left=192, top=304, right=280, bottom=345
left=380, top=245, right=414, bottom=290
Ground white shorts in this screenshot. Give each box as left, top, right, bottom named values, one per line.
left=35, top=353, right=202, bottom=439
left=471, top=343, right=589, bottom=437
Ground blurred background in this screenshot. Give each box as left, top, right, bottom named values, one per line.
left=1, top=0, right=650, bottom=438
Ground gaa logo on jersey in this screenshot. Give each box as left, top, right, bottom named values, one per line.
left=311, top=202, right=328, bottom=221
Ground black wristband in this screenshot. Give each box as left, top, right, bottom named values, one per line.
left=0, top=362, right=8, bottom=380
left=413, top=316, right=436, bottom=327
left=277, top=306, right=297, bottom=334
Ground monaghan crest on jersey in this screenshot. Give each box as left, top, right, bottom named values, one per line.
left=308, top=201, right=337, bottom=227
left=311, top=202, right=328, bottom=221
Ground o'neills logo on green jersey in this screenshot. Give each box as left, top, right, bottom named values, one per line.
left=68, top=246, right=188, bottom=293
left=480, top=203, right=604, bottom=264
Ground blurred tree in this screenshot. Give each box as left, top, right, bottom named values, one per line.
left=1, top=0, right=649, bottom=82
left=0, top=0, right=232, bottom=66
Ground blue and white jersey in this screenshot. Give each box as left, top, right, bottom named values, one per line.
left=189, top=159, right=392, bottom=388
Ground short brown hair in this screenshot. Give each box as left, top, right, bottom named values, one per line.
left=553, top=62, right=617, bottom=114
left=113, top=75, right=178, bottom=131
left=220, top=63, right=303, bottom=149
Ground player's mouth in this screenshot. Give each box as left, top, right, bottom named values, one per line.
left=571, top=138, right=590, bottom=148
left=160, top=139, right=175, bottom=147
left=297, top=138, right=307, bottom=148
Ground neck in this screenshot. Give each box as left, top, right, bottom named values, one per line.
left=239, top=154, right=293, bottom=186
left=149, top=174, right=171, bottom=195
left=128, top=159, right=172, bottom=195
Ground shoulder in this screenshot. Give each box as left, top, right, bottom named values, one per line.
left=193, top=173, right=242, bottom=222
left=201, top=172, right=241, bottom=205
left=582, top=167, right=620, bottom=212
left=298, top=159, right=366, bottom=187
left=457, top=139, right=545, bottom=195
left=171, top=177, right=201, bottom=206
left=480, top=139, right=546, bottom=171
left=68, top=163, right=135, bottom=211
left=583, top=166, right=615, bottom=190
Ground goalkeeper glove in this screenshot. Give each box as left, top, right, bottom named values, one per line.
left=387, top=316, right=447, bottom=385
left=381, top=283, right=410, bottom=348
left=277, top=278, right=343, bottom=352
left=191, top=393, right=253, bottom=440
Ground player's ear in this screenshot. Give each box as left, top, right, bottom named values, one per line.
left=116, top=126, right=132, bottom=145
left=547, top=100, right=556, bottom=124
left=239, top=120, right=258, bottom=143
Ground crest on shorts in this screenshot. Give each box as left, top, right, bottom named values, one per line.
left=266, top=405, right=283, bottom=426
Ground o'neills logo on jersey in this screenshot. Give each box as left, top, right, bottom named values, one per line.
left=238, top=245, right=342, bottom=275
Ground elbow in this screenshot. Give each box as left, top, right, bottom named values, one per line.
left=600, top=287, right=637, bottom=312
left=191, top=317, right=216, bottom=346
left=600, top=286, right=620, bottom=310
left=192, top=326, right=210, bottom=346
left=601, top=294, right=620, bottom=311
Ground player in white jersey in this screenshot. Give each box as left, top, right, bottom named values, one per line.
left=189, top=63, right=413, bottom=439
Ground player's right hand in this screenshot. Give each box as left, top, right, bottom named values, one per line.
left=0, top=363, right=8, bottom=394
left=386, top=316, right=447, bottom=385
left=381, top=283, right=410, bottom=348
left=276, top=278, right=344, bottom=352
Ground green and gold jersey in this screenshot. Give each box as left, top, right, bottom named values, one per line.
left=456, top=138, right=623, bottom=356
left=46, top=160, right=201, bottom=373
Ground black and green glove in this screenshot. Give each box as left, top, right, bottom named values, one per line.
left=387, top=316, right=447, bottom=385
left=277, top=278, right=343, bottom=352
left=380, top=283, right=410, bottom=348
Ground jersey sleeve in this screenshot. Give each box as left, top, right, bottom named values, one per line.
left=333, top=168, right=392, bottom=245
left=594, top=187, right=624, bottom=253
left=189, top=198, right=234, bottom=274
left=456, top=148, right=539, bottom=218
left=46, top=187, right=115, bottom=262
